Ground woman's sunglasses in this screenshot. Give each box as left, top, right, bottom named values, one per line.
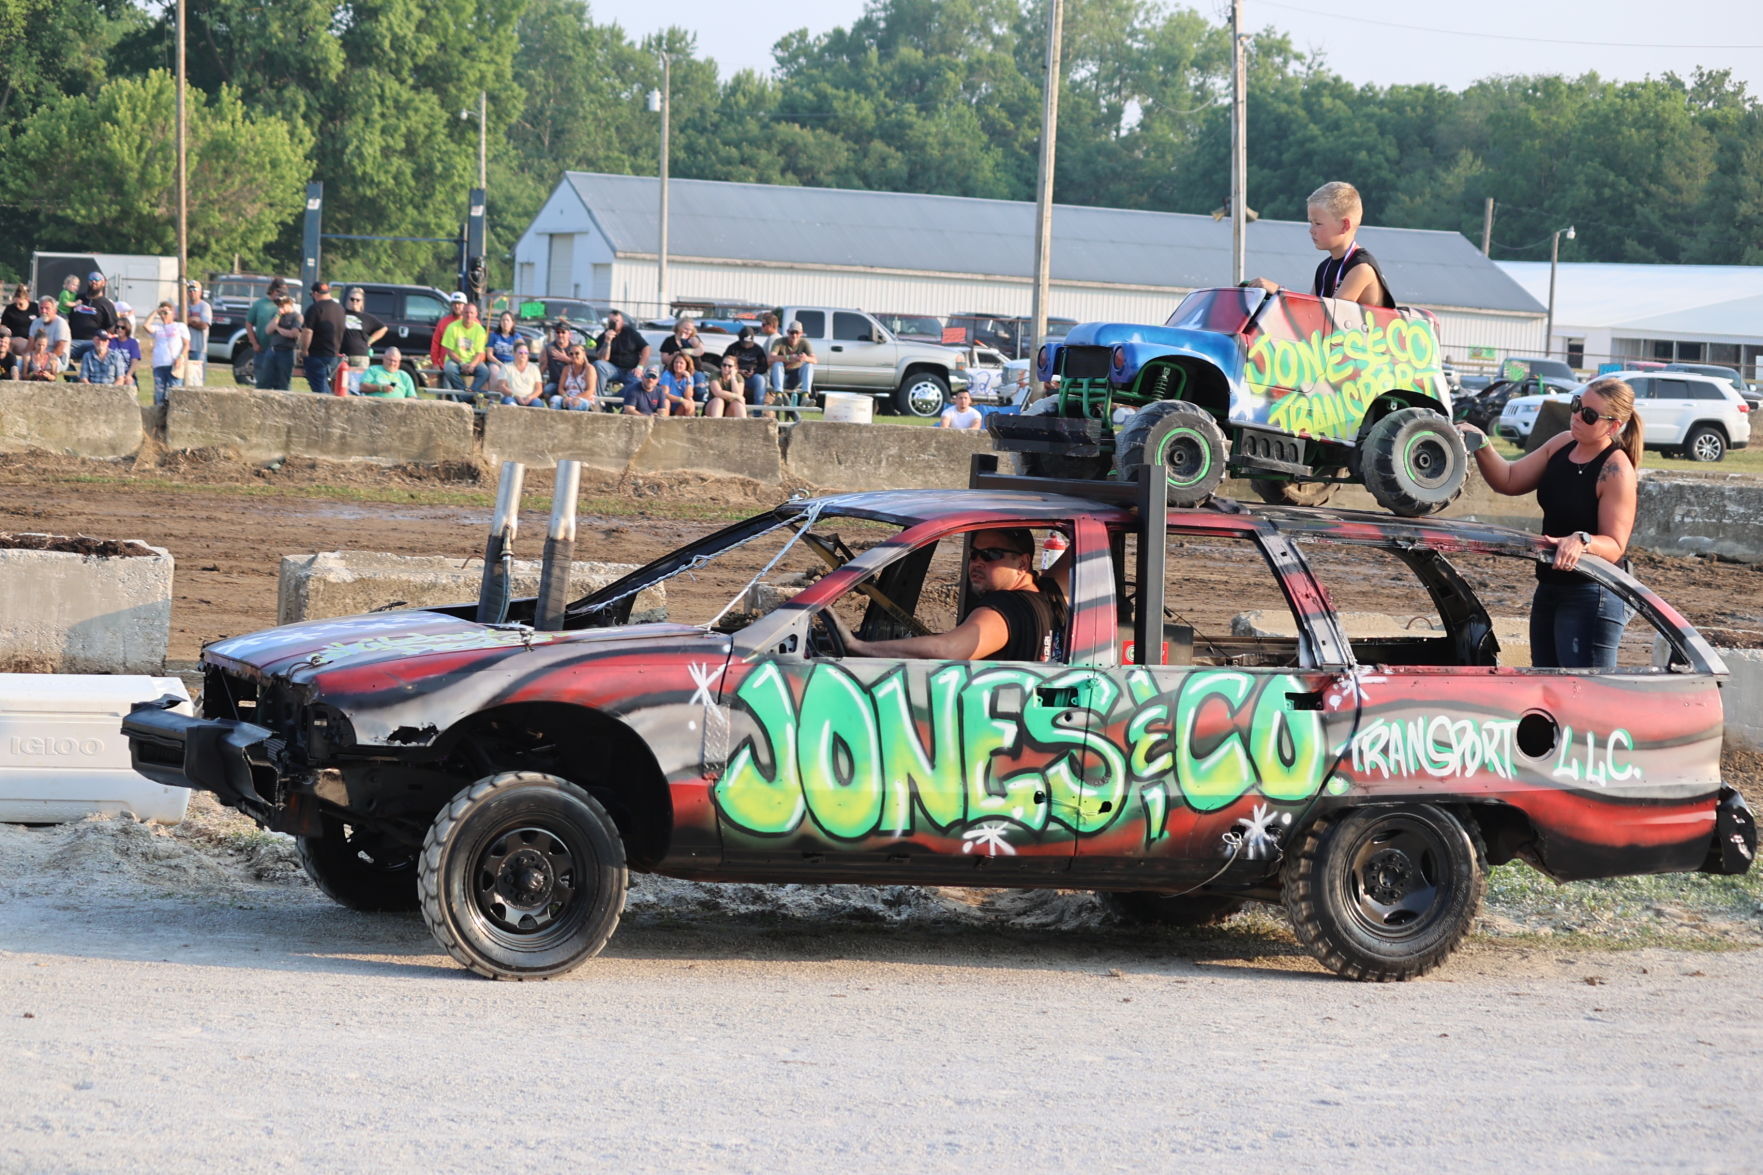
left=1568, top=396, right=1619, bottom=425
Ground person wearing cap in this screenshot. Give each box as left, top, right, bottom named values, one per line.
left=184, top=280, right=212, bottom=383
left=592, top=309, right=651, bottom=397
left=66, top=272, right=117, bottom=363
left=27, top=296, right=69, bottom=374
left=246, top=278, right=286, bottom=360
left=298, top=280, right=346, bottom=394
left=79, top=332, right=131, bottom=386
left=2, top=286, right=37, bottom=358
left=439, top=301, right=491, bottom=400
left=430, top=291, right=468, bottom=371
left=832, top=527, right=1069, bottom=663
left=620, top=367, right=668, bottom=416
left=720, top=325, right=769, bottom=407
left=359, top=347, right=417, bottom=399
left=769, top=320, right=816, bottom=406
left=543, top=322, right=576, bottom=397
left=258, top=294, right=302, bottom=390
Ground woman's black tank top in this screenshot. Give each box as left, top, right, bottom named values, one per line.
left=1535, top=440, right=1619, bottom=583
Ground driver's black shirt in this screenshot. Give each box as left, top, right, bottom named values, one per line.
left=975, top=576, right=1067, bottom=662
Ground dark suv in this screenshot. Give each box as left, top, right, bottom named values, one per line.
left=205, top=274, right=305, bottom=382
left=222, top=281, right=452, bottom=385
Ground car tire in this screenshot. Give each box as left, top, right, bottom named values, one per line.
left=296, top=815, right=420, bottom=912
left=1360, top=407, right=1467, bottom=517
left=232, top=347, right=256, bottom=387
left=894, top=370, right=950, bottom=418
left=1115, top=400, right=1228, bottom=506
left=1101, top=891, right=1247, bottom=927
left=1683, top=425, right=1726, bottom=463
left=419, top=771, right=627, bottom=980
left=1011, top=394, right=1113, bottom=480
left=1282, top=804, right=1485, bottom=982
left=1251, top=467, right=1347, bottom=507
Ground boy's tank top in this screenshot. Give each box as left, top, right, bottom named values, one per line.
left=1312, top=245, right=1397, bottom=309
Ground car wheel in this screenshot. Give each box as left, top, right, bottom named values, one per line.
left=1011, top=394, right=1113, bottom=480
left=419, top=771, right=627, bottom=980
left=1100, top=891, right=1246, bottom=927
left=296, top=815, right=420, bottom=912
left=1282, top=804, right=1485, bottom=982
left=893, top=371, right=950, bottom=418
left=1360, top=407, right=1467, bottom=517
left=1251, top=467, right=1347, bottom=507
left=1684, top=425, right=1726, bottom=463
left=1115, top=400, right=1228, bottom=506
left=232, top=348, right=256, bottom=387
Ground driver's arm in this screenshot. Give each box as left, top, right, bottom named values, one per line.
left=836, top=606, right=1009, bottom=661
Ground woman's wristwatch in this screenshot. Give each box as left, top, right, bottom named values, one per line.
left=1575, top=530, right=1594, bottom=549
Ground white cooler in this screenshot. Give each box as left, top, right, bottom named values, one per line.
left=0, top=674, right=194, bottom=824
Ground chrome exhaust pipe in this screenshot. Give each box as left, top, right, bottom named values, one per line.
left=535, top=460, right=581, bottom=631
left=476, top=461, right=525, bottom=624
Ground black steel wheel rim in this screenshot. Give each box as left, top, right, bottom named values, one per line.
left=466, top=821, right=593, bottom=951
left=1342, top=815, right=1451, bottom=940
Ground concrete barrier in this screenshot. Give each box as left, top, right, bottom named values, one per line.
left=786, top=421, right=993, bottom=491
left=1632, top=474, right=1763, bottom=564
left=0, top=384, right=143, bottom=458
left=277, top=551, right=665, bottom=625
left=0, top=536, right=172, bottom=673
left=481, top=408, right=651, bottom=472
left=165, top=388, right=475, bottom=464
left=1719, top=648, right=1763, bottom=750
left=634, top=417, right=782, bottom=482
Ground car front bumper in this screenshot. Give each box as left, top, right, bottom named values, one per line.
left=122, top=694, right=284, bottom=820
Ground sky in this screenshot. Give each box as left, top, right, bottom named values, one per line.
left=616, top=0, right=1763, bottom=97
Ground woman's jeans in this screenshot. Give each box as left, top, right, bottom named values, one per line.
left=1530, top=580, right=1632, bottom=668
left=152, top=364, right=181, bottom=405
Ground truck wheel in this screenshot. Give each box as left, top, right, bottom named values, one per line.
left=1011, top=395, right=1112, bottom=479
left=296, top=815, right=420, bottom=912
left=1360, top=407, right=1466, bottom=516
left=1115, top=400, right=1227, bottom=506
left=232, top=348, right=256, bottom=387
left=894, top=371, right=950, bottom=418
left=1282, top=804, right=1484, bottom=982
left=1101, top=891, right=1246, bottom=927
left=1251, top=467, right=1347, bottom=507
left=1684, top=424, right=1726, bottom=462
left=419, top=771, right=627, bottom=980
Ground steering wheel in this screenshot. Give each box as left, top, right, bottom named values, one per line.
left=808, top=611, right=847, bottom=658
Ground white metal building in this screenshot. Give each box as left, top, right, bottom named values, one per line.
left=516, top=172, right=1544, bottom=355
left=1499, top=261, right=1763, bottom=378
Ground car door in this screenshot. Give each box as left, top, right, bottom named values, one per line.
left=398, top=290, right=449, bottom=361
left=1638, top=376, right=1690, bottom=444
left=825, top=311, right=891, bottom=389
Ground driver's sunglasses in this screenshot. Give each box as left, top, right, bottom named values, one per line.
left=969, top=547, right=1021, bottom=563
left=1568, top=395, right=1619, bottom=425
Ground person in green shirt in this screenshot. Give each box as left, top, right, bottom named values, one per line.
left=246, top=277, right=286, bottom=374
left=359, top=347, right=417, bottom=398
left=439, top=302, right=490, bottom=400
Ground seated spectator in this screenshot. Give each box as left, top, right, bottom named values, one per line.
left=658, top=352, right=700, bottom=416
left=111, top=320, right=143, bottom=388
left=113, top=300, right=137, bottom=339
left=67, top=272, right=119, bottom=363
left=593, top=309, right=651, bottom=397
left=429, top=291, right=467, bottom=372
left=939, top=389, right=983, bottom=430
left=621, top=367, right=668, bottom=416
left=494, top=343, right=545, bottom=406
left=55, top=273, right=81, bottom=317
left=543, top=322, right=575, bottom=396
left=20, top=335, right=59, bottom=381
left=485, top=311, right=522, bottom=378
left=0, top=327, right=13, bottom=379
left=659, top=317, right=710, bottom=392
left=359, top=347, right=417, bottom=398
left=721, top=326, right=769, bottom=407
left=439, top=302, right=491, bottom=399
left=27, top=297, right=70, bottom=371
left=705, top=357, right=749, bottom=418
left=258, top=295, right=301, bottom=391
left=79, top=333, right=131, bottom=386
left=770, top=321, right=816, bottom=406
left=2, top=285, right=38, bottom=355
left=147, top=301, right=190, bottom=405
left=550, top=342, right=598, bottom=411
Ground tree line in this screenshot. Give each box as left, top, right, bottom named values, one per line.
left=2, top=0, right=1758, bottom=288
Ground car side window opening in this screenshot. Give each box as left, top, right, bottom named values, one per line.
left=361, top=291, right=399, bottom=318
left=832, top=312, right=872, bottom=342
left=404, top=295, right=446, bottom=325
left=791, top=311, right=826, bottom=337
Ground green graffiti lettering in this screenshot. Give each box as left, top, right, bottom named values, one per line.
left=871, top=664, right=966, bottom=834
left=960, top=669, right=1048, bottom=826
left=1251, top=674, right=1327, bottom=800
left=797, top=663, right=885, bottom=839
left=1174, top=671, right=1257, bottom=811
left=715, top=661, right=806, bottom=834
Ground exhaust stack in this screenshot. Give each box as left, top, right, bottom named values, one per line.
left=476, top=461, right=525, bottom=624
left=535, top=460, right=581, bottom=631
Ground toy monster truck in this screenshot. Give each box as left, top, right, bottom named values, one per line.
left=989, top=286, right=1469, bottom=516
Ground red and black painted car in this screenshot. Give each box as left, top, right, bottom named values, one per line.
left=124, top=470, right=1754, bottom=981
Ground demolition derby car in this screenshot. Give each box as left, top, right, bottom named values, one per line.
left=991, top=286, right=1470, bottom=515
left=124, top=467, right=1753, bottom=982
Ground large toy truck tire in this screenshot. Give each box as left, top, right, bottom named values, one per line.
left=1251, top=468, right=1346, bottom=508
left=1360, top=407, right=1467, bottom=517
left=1115, top=400, right=1227, bottom=506
left=1282, top=803, right=1485, bottom=982
left=893, top=370, right=950, bottom=418
left=1101, top=890, right=1246, bottom=927
left=419, top=771, right=628, bottom=981
left=1011, top=395, right=1113, bottom=480
left=297, top=814, right=421, bottom=912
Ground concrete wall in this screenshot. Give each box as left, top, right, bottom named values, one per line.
left=1719, top=648, right=1763, bottom=751
left=481, top=408, right=650, bottom=472
left=278, top=551, right=664, bottom=625
left=785, top=422, right=993, bottom=491
left=0, top=384, right=143, bottom=458
left=0, top=542, right=172, bottom=673
left=1632, top=474, right=1763, bottom=564
left=165, top=388, right=475, bottom=464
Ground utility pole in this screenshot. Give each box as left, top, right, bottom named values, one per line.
left=1230, top=0, right=1248, bottom=284
left=1029, top=0, right=1063, bottom=353
left=651, top=53, right=671, bottom=317
left=1481, top=197, right=1495, bottom=256
left=477, top=90, right=487, bottom=191
left=175, top=0, right=188, bottom=327
left=1545, top=225, right=1575, bottom=357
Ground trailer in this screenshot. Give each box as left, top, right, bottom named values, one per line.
left=31, top=252, right=179, bottom=313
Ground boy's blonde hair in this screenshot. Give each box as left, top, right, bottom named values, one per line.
left=1307, top=181, right=1363, bottom=223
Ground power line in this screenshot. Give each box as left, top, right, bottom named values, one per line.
left=1257, top=0, right=1763, bottom=50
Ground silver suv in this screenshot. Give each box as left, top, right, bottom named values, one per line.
left=1498, top=370, right=1751, bottom=461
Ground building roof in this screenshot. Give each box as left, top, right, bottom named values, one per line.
left=1498, top=261, right=1763, bottom=341
left=558, top=172, right=1543, bottom=316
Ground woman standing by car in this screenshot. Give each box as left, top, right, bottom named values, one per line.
left=1458, top=377, right=1642, bottom=668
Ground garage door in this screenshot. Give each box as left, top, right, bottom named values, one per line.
left=547, top=233, right=575, bottom=297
